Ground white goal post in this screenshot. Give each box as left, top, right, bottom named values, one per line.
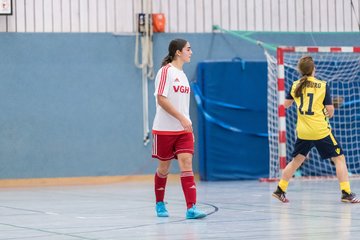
left=266, top=46, right=360, bottom=179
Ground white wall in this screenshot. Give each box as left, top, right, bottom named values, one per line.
left=0, top=0, right=359, bottom=32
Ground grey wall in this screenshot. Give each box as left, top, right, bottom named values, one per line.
left=1, top=32, right=359, bottom=179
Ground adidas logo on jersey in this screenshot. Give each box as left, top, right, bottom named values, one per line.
left=174, top=78, right=180, bottom=82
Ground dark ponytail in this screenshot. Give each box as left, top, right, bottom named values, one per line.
left=294, top=76, right=309, bottom=98
left=161, top=55, right=173, bottom=66
left=294, top=56, right=315, bottom=98
left=161, top=38, right=188, bottom=67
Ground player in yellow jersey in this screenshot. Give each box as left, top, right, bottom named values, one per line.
left=273, top=55, right=360, bottom=203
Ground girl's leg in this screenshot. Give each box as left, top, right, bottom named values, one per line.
left=281, top=154, right=307, bottom=181
left=273, top=154, right=306, bottom=203
left=178, top=153, right=196, bottom=209
left=154, top=160, right=171, bottom=217
left=178, top=153, right=206, bottom=219
left=155, top=160, right=171, bottom=203
left=332, top=155, right=360, bottom=203
left=332, top=155, right=350, bottom=194
left=332, top=155, right=349, bottom=183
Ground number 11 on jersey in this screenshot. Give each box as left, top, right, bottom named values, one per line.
left=299, top=93, right=314, bottom=115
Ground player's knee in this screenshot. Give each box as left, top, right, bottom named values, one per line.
left=331, top=155, right=345, bottom=165
left=293, top=154, right=306, bottom=164
left=157, top=162, right=171, bottom=175
left=157, top=167, right=169, bottom=176
left=178, top=157, right=193, bottom=171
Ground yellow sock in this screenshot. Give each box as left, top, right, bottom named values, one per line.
left=340, top=182, right=351, bottom=194
left=278, top=179, right=289, bottom=192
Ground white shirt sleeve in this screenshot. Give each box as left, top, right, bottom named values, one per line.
left=155, top=65, right=172, bottom=97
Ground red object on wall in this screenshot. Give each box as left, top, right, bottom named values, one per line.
left=152, top=13, right=166, bottom=32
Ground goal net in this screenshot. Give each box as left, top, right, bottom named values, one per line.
left=266, top=46, right=360, bottom=179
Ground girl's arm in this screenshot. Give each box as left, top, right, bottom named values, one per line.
left=157, top=95, right=192, bottom=132
left=284, top=99, right=294, bottom=109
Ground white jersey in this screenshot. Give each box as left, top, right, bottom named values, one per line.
left=152, top=64, right=191, bottom=134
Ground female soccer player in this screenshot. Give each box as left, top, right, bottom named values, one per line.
left=152, top=38, right=206, bottom=219
left=273, top=55, right=360, bottom=203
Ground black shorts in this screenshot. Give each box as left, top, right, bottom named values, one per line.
left=292, top=133, right=343, bottom=159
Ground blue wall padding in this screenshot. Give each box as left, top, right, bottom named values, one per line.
left=196, top=60, right=269, bottom=180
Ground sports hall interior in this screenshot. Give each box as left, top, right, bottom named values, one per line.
left=1, top=0, right=360, bottom=239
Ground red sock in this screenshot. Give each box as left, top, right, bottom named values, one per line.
left=154, top=170, right=168, bottom=203
left=181, top=171, right=196, bottom=209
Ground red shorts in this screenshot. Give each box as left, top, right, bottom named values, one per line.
left=152, top=132, right=194, bottom=161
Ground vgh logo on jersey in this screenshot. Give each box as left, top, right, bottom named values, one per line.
left=173, top=85, right=190, bottom=94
